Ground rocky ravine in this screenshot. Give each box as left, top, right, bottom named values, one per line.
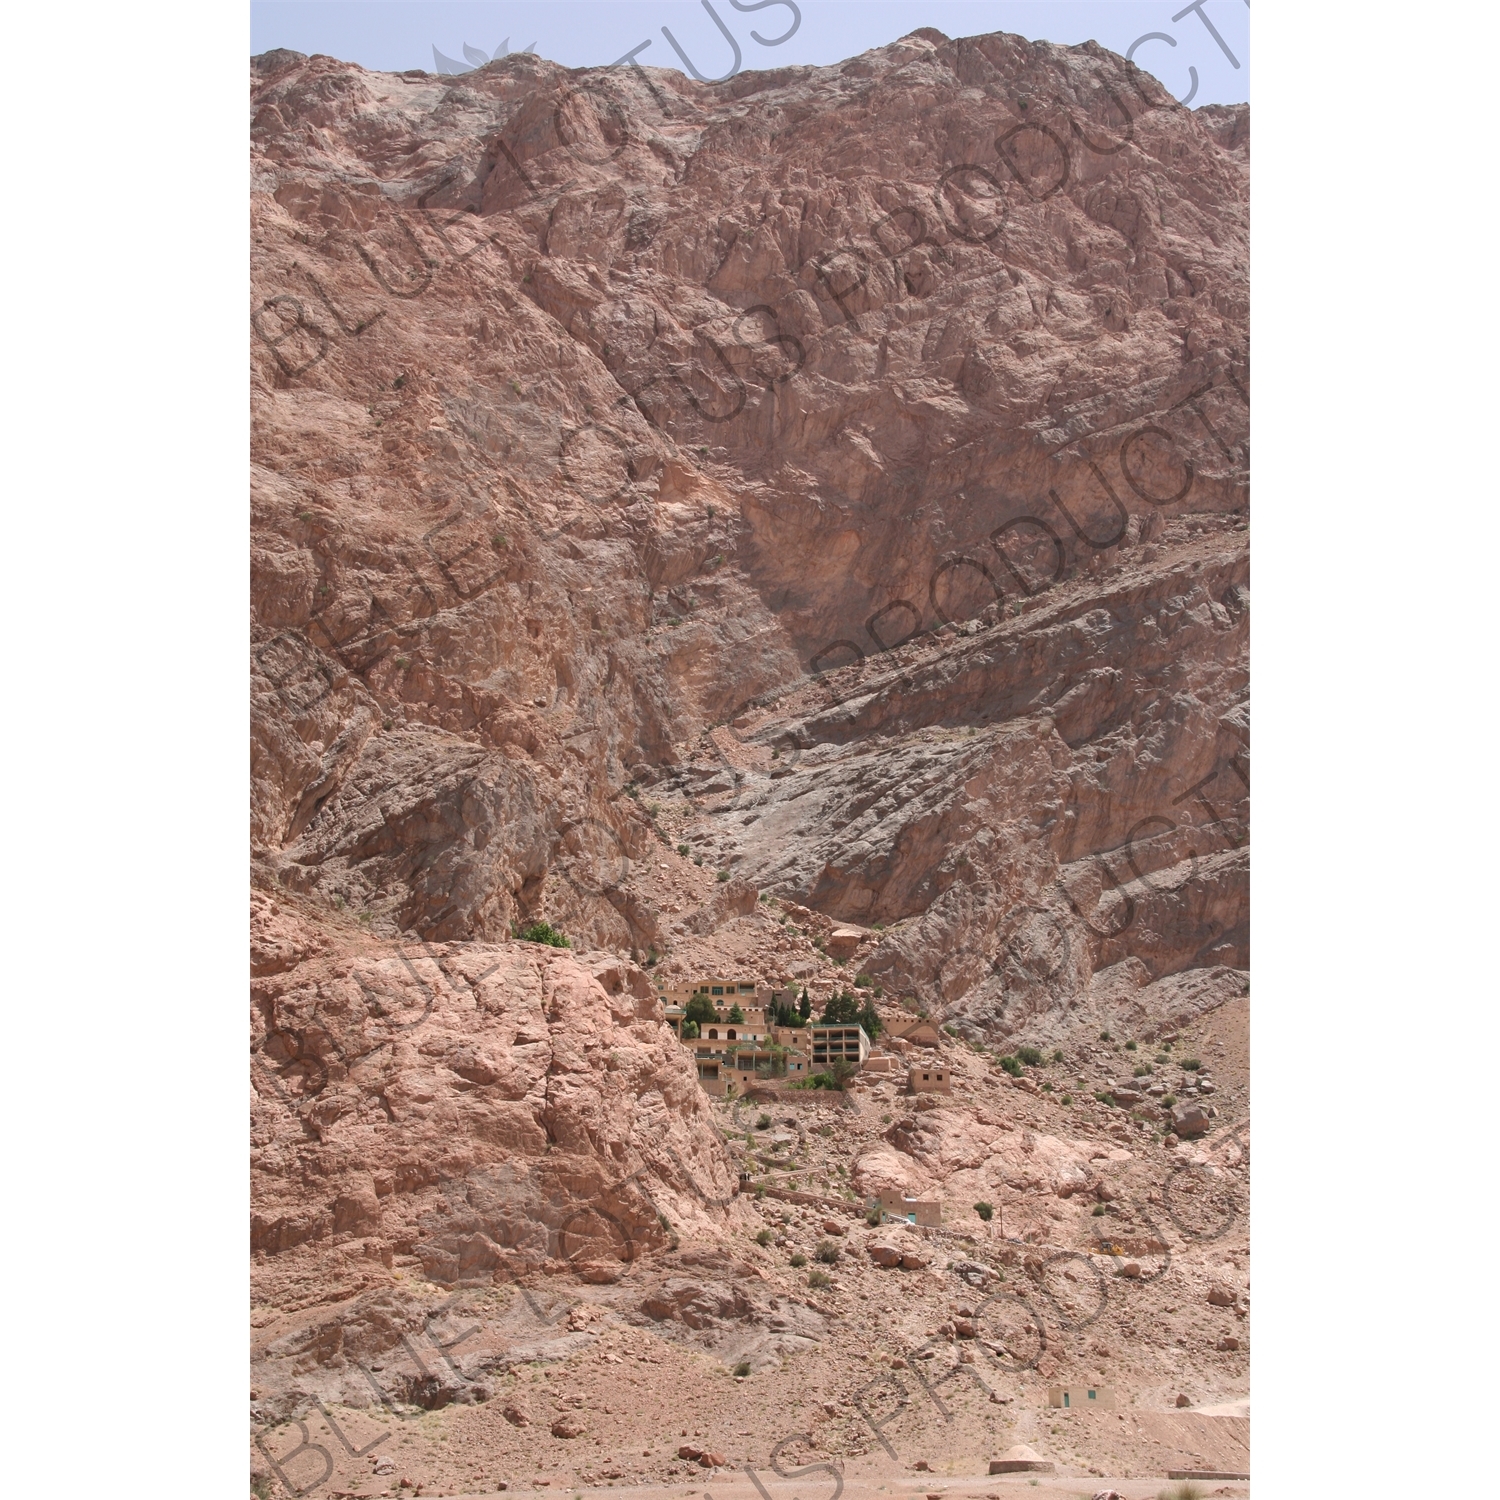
left=251, top=24, right=1248, bottom=1493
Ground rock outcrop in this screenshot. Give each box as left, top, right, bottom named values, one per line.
left=251, top=28, right=1247, bottom=1014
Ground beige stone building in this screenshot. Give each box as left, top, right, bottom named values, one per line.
left=888, top=1018, right=944, bottom=1049
left=908, top=1062, right=951, bottom=1094
left=1046, top=1385, right=1117, bottom=1411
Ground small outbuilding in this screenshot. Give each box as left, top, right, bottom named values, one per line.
left=908, top=1064, right=951, bottom=1094
left=1046, top=1384, right=1117, bottom=1411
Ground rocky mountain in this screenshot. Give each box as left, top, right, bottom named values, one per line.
left=250, top=26, right=1248, bottom=1486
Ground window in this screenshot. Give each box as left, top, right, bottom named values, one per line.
left=712, top=986, right=724, bottom=995
left=739, top=984, right=753, bottom=993
left=1087, top=1390, right=1096, bottom=1400
left=727, top=1029, right=737, bottom=1040
left=708, top=1028, right=718, bottom=1039
left=1063, top=1392, right=1070, bottom=1408
left=923, top=1073, right=930, bottom=1081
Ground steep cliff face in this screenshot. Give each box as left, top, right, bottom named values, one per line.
left=251, top=24, right=1245, bottom=1064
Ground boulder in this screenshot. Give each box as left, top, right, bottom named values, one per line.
left=678, top=1445, right=702, bottom=1461
left=821, top=1219, right=846, bottom=1236
left=551, top=1416, right=585, bottom=1439
left=1111, top=1085, right=1144, bottom=1105
left=1217, top=1335, right=1240, bottom=1351
left=868, top=1242, right=903, bottom=1267
left=901, top=1248, right=931, bottom=1270
left=1171, top=1103, right=1212, bottom=1136
left=826, top=927, right=866, bottom=959
left=1207, top=1285, right=1238, bottom=1308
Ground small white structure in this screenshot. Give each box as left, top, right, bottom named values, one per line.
left=871, top=1191, right=942, bottom=1227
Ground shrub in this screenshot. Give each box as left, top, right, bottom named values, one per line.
left=1133, top=1064, right=1152, bottom=1078
left=1155, top=1052, right=1171, bottom=1064
left=1162, top=1093, right=1177, bottom=1107
left=1041, top=1081, right=1053, bottom=1092
left=681, top=1020, right=699, bottom=1039
left=1092, top=1204, right=1107, bottom=1217
left=808, top=1269, right=831, bottom=1289
left=1158, top=1484, right=1207, bottom=1500
left=789, top=1252, right=807, bottom=1268
left=733, top=1361, right=751, bottom=1378
left=1099, top=1030, right=1112, bottom=1041
left=755, top=1228, right=772, bottom=1246
left=824, top=1059, right=857, bottom=1091
left=677, top=843, right=689, bottom=856
left=1017, top=1046, right=1043, bottom=1067
left=998, top=1055, right=1023, bottom=1077
left=728, top=1004, right=746, bottom=1024
left=1050, top=1049, right=1064, bottom=1064
left=854, top=974, right=873, bottom=988
left=694, top=856, right=704, bottom=866
left=942, top=1024, right=960, bottom=1037
left=814, top=1241, right=841, bottom=1264
left=1093, top=1091, right=1114, bottom=1106
left=1124, top=1040, right=1137, bottom=1051
left=518, top=920, right=570, bottom=948
left=717, top=869, right=731, bottom=882
left=974, top=1201, right=994, bottom=1223
left=685, top=995, right=717, bottom=1025
left=1182, top=1058, right=1202, bottom=1071
left=866, top=1207, right=883, bottom=1226
left=756, top=1113, right=772, bottom=1129
left=1061, top=1094, right=1073, bottom=1105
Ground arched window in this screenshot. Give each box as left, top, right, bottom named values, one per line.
left=727, top=1029, right=737, bottom=1040
left=708, top=1028, right=718, bottom=1040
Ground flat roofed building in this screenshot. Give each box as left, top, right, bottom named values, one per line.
left=1046, top=1386, right=1116, bottom=1411
left=696, top=1059, right=728, bottom=1096
left=728, top=1045, right=810, bottom=1077
left=908, top=1064, right=951, bottom=1093
left=809, top=1024, right=870, bottom=1068
left=871, top=1191, right=942, bottom=1227
left=690, top=1019, right=768, bottom=1044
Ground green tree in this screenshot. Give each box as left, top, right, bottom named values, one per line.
left=973, top=1201, right=994, bottom=1223
left=728, top=1004, right=746, bottom=1024
left=821, top=991, right=861, bottom=1025
left=798, top=990, right=811, bottom=1021
left=680, top=1020, right=699, bottom=1039
left=684, top=994, right=717, bottom=1026
left=827, top=1058, right=859, bottom=1090
left=857, top=998, right=881, bottom=1039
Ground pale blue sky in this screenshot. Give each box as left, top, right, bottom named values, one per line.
left=251, top=1, right=1249, bottom=107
